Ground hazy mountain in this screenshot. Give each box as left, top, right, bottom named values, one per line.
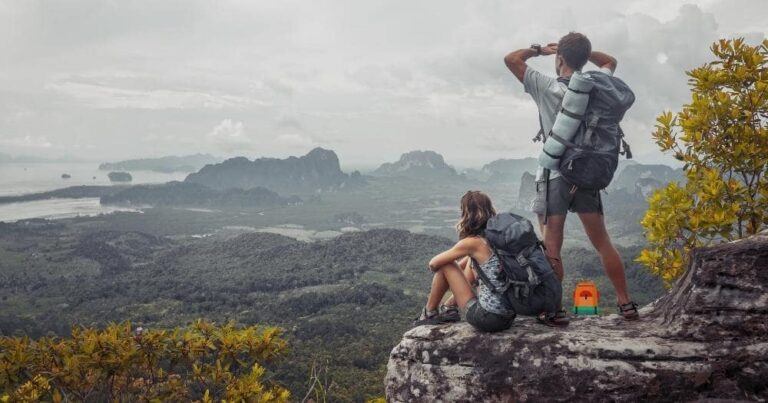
left=372, top=150, right=457, bottom=179
left=184, top=148, right=364, bottom=194
left=616, top=158, right=639, bottom=175
left=99, top=154, right=221, bottom=173
left=610, top=164, right=683, bottom=192
left=107, top=171, right=133, bottom=182
left=516, top=171, right=537, bottom=210
left=479, top=158, right=539, bottom=183
left=100, top=181, right=301, bottom=209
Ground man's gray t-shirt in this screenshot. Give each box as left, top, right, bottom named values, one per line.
left=523, top=66, right=613, bottom=182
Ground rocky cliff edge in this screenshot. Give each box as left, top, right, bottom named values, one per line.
left=385, top=234, right=768, bottom=402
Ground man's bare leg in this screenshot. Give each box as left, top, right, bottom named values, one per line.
left=537, top=214, right=566, bottom=282
left=577, top=212, right=631, bottom=305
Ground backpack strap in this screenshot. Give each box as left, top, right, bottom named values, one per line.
left=567, top=87, right=591, bottom=95
left=559, top=107, right=585, bottom=121
left=533, top=113, right=545, bottom=143
left=584, top=115, right=600, bottom=147
left=618, top=126, right=633, bottom=159
left=542, top=168, right=551, bottom=225
left=514, top=246, right=541, bottom=287
left=539, top=77, right=570, bottom=224
left=548, top=133, right=579, bottom=149
left=470, top=256, right=499, bottom=293
left=534, top=80, right=568, bottom=143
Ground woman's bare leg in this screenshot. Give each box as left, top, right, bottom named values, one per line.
left=426, top=266, right=451, bottom=311
left=426, top=262, right=475, bottom=311
left=443, top=258, right=475, bottom=307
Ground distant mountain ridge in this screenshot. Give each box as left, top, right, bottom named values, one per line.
left=480, top=158, right=538, bottom=183
left=100, top=181, right=299, bottom=208
left=99, top=154, right=221, bottom=173
left=372, top=150, right=457, bottom=179
left=184, top=148, right=364, bottom=194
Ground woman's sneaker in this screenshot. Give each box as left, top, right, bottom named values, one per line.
left=438, top=304, right=461, bottom=323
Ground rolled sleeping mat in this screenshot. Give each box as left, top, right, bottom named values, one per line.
left=538, top=71, right=595, bottom=170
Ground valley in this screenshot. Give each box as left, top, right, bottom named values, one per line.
left=0, top=148, right=672, bottom=400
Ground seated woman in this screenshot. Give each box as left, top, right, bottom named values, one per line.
left=412, top=190, right=516, bottom=332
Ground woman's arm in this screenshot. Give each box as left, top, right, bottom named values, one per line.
left=428, top=238, right=476, bottom=272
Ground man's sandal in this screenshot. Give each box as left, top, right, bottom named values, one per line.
left=553, top=309, right=570, bottom=326
left=618, top=301, right=640, bottom=321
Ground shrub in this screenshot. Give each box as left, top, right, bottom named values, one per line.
left=639, top=38, right=768, bottom=284
left=0, top=320, right=289, bottom=402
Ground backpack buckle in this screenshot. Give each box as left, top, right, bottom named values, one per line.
left=510, top=283, right=529, bottom=301
left=584, top=115, right=600, bottom=146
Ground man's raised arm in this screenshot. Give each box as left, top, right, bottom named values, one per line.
left=504, top=43, right=558, bottom=83
left=589, top=50, right=617, bottom=73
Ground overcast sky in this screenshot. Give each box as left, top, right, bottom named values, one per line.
left=0, top=0, right=765, bottom=169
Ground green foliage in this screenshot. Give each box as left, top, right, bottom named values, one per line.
left=0, top=320, right=289, bottom=402
left=640, top=38, right=768, bottom=284
left=0, top=216, right=665, bottom=401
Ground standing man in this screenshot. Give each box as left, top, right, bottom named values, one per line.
left=504, top=32, right=639, bottom=320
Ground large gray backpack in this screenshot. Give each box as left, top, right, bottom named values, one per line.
left=538, top=71, right=635, bottom=190
left=476, top=213, right=562, bottom=316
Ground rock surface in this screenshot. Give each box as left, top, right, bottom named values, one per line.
left=385, top=234, right=768, bottom=402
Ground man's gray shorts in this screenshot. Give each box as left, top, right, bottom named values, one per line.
left=531, top=177, right=603, bottom=216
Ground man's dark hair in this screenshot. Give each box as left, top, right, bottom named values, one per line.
left=557, top=32, right=591, bottom=70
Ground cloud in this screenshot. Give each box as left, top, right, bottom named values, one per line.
left=46, top=80, right=256, bottom=110
left=0, top=0, right=764, bottom=165
left=0, top=135, right=53, bottom=148
left=206, top=119, right=254, bottom=153
left=208, top=119, right=244, bottom=139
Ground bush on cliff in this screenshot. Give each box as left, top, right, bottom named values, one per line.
left=640, top=38, right=768, bottom=284
left=0, top=320, right=289, bottom=402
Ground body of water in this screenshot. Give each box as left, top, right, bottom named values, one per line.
left=0, top=198, right=140, bottom=222
left=0, top=162, right=187, bottom=222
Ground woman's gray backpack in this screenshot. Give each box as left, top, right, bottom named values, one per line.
left=477, top=213, right=562, bottom=316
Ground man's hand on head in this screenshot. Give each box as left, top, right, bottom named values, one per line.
left=541, top=43, right=558, bottom=56
left=505, top=42, right=556, bottom=83
left=589, top=50, right=617, bottom=73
